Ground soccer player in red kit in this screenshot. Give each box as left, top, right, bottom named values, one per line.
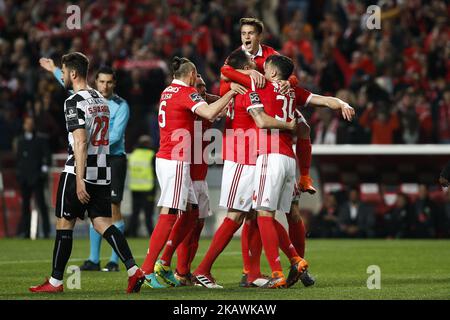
left=220, top=17, right=316, bottom=194
left=219, top=17, right=314, bottom=286
left=220, top=17, right=355, bottom=287
left=174, top=74, right=221, bottom=285
left=193, top=50, right=297, bottom=289
left=251, top=55, right=355, bottom=288
left=221, top=53, right=354, bottom=286
left=141, top=57, right=237, bottom=288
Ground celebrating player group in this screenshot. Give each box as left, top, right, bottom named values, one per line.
left=29, top=17, right=354, bottom=293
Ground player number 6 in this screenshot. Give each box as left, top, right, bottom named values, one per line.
left=159, top=101, right=167, bottom=128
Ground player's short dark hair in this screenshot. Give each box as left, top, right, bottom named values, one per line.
left=227, top=49, right=251, bottom=70
left=95, top=66, right=116, bottom=81
left=61, top=52, right=89, bottom=78
left=240, top=17, right=264, bottom=34
left=172, top=56, right=195, bottom=78
left=265, top=54, right=294, bottom=80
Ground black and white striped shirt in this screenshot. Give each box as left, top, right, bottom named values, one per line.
left=63, top=89, right=111, bottom=185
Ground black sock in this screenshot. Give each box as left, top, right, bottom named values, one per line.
left=103, top=225, right=136, bottom=270
left=51, top=230, right=73, bottom=280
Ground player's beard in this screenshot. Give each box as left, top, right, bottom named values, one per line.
left=64, top=77, right=73, bottom=90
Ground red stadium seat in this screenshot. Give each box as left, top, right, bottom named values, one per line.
left=323, top=182, right=344, bottom=194
left=359, top=183, right=382, bottom=203
left=400, top=183, right=419, bottom=202
left=428, top=186, right=446, bottom=203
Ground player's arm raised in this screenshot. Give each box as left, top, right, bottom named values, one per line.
left=72, top=128, right=90, bottom=204
left=308, top=94, right=355, bottom=122
left=194, top=90, right=236, bottom=120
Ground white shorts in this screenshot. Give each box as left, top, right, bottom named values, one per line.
left=192, top=180, right=212, bottom=219
left=219, top=160, right=255, bottom=212
left=253, top=154, right=296, bottom=213
left=156, top=158, right=197, bottom=211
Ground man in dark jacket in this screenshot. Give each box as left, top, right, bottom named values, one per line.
left=15, top=116, right=51, bottom=238
left=338, top=188, right=376, bottom=238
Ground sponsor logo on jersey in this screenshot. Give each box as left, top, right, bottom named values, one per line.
left=190, top=92, right=203, bottom=103
left=66, top=107, right=77, bottom=119
left=249, top=92, right=261, bottom=105
left=165, top=86, right=180, bottom=93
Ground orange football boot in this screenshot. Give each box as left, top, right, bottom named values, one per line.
left=299, top=175, right=317, bottom=194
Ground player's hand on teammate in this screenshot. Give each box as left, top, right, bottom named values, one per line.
left=340, top=100, right=355, bottom=121
left=288, top=119, right=298, bottom=132
left=249, top=70, right=265, bottom=88
left=39, top=57, right=56, bottom=73
left=278, top=80, right=291, bottom=95
left=230, top=82, right=248, bottom=95
left=76, top=179, right=90, bottom=204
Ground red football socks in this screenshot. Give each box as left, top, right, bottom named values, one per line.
left=194, top=217, right=240, bottom=275
left=188, top=219, right=204, bottom=270
left=160, top=209, right=198, bottom=267
left=274, top=219, right=299, bottom=262
left=288, top=218, right=306, bottom=258
left=176, top=217, right=204, bottom=275
left=141, top=213, right=177, bottom=274
left=247, top=218, right=262, bottom=282
left=297, top=138, right=312, bottom=176
left=241, top=220, right=251, bottom=274
left=257, top=216, right=282, bottom=273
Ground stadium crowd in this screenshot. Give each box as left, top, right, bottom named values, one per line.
left=1, top=0, right=449, bottom=153
left=309, top=185, right=450, bottom=239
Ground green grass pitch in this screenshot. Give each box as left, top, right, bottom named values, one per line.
left=0, top=238, right=448, bottom=300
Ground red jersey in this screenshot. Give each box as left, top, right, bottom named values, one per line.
left=190, top=118, right=211, bottom=181
left=252, top=82, right=297, bottom=159
left=295, top=86, right=312, bottom=108
left=156, top=79, right=207, bottom=162
left=241, top=44, right=278, bottom=73
left=220, top=44, right=298, bottom=96
left=222, top=87, right=260, bottom=165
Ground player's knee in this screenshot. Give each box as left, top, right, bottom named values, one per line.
left=245, top=211, right=257, bottom=221
left=56, top=218, right=75, bottom=230
left=227, top=210, right=245, bottom=224
left=257, top=210, right=275, bottom=218
left=287, top=208, right=302, bottom=223
left=92, top=221, right=109, bottom=235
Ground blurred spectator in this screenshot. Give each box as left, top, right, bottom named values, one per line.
left=338, top=188, right=376, bottom=238
left=410, top=184, right=438, bottom=238
left=383, top=193, right=415, bottom=239
left=438, top=87, right=450, bottom=143
left=311, top=193, right=339, bottom=238
left=13, top=116, right=51, bottom=238
left=311, top=108, right=345, bottom=144
left=359, top=102, right=399, bottom=144
left=0, top=0, right=449, bottom=158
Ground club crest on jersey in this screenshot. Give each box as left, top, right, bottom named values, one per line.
left=190, top=93, right=203, bottom=103
left=249, top=92, right=261, bottom=105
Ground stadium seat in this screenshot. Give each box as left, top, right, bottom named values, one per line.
left=400, top=183, right=419, bottom=202
left=359, top=183, right=383, bottom=203
left=3, top=189, right=22, bottom=237
left=323, top=182, right=344, bottom=194
left=428, top=185, right=446, bottom=203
